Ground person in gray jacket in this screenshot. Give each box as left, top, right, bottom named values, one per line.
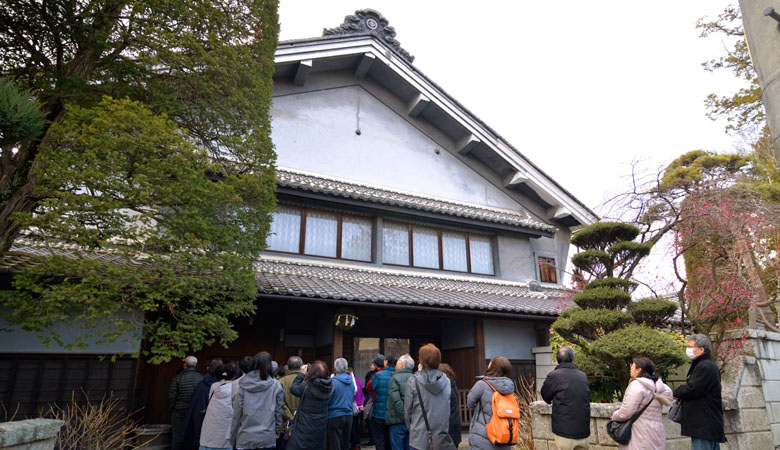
left=404, top=343, right=451, bottom=450
left=467, top=356, right=516, bottom=450
left=230, top=351, right=284, bottom=450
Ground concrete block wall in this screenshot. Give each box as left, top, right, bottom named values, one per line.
left=747, top=329, right=780, bottom=448
left=533, top=346, right=555, bottom=399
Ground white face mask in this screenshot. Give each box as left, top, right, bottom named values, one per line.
left=686, top=347, right=697, bottom=359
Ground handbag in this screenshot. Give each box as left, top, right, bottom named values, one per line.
left=606, top=390, right=654, bottom=445
left=667, top=400, right=683, bottom=423
left=414, top=377, right=457, bottom=450
left=363, top=398, right=373, bottom=420
left=284, top=384, right=308, bottom=441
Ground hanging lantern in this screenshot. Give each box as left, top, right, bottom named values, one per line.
left=333, top=308, right=358, bottom=331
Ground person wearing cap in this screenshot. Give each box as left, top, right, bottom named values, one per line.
left=168, top=356, right=202, bottom=450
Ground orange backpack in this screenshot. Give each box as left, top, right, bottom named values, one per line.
left=482, top=380, right=521, bottom=446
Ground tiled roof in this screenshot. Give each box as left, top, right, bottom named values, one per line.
left=2, top=245, right=571, bottom=317
left=0, top=243, right=142, bottom=273
left=276, top=168, right=555, bottom=233
left=255, top=255, right=570, bottom=316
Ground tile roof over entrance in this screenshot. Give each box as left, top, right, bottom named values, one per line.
left=276, top=168, right=556, bottom=233
left=255, top=255, right=569, bottom=316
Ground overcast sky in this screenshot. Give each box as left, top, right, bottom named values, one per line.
left=277, top=1, right=743, bottom=292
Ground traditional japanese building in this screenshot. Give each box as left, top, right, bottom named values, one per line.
left=0, top=9, right=597, bottom=423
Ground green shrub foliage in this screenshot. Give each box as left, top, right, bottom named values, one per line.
left=629, top=298, right=680, bottom=328
left=552, top=221, right=684, bottom=396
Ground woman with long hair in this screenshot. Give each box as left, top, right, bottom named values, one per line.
left=611, top=357, right=673, bottom=449
left=438, top=363, right=462, bottom=448
left=229, top=351, right=284, bottom=450
left=287, top=360, right=333, bottom=450
left=466, top=356, right=516, bottom=450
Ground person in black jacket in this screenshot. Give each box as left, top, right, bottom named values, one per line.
left=287, top=360, right=334, bottom=450
left=439, top=363, right=462, bottom=447
left=540, top=346, right=590, bottom=450
left=673, top=334, right=725, bottom=450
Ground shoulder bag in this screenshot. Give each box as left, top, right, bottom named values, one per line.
left=606, top=388, right=655, bottom=445
left=284, top=384, right=307, bottom=441
left=414, top=377, right=457, bottom=450
left=667, top=399, right=682, bottom=423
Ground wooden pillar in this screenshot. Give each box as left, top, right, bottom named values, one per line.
left=333, top=326, right=343, bottom=360
left=474, top=319, right=486, bottom=377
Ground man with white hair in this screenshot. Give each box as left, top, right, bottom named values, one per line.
left=386, top=354, right=414, bottom=450
left=328, top=357, right=355, bottom=450
left=168, top=355, right=201, bottom=450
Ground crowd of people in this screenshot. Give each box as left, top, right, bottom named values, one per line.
left=168, top=333, right=725, bottom=450
left=540, top=334, right=725, bottom=450
left=168, top=343, right=524, bottom=450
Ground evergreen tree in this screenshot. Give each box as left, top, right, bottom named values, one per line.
left=552, top=222, right=685, bottom=397
left=0, top=0, right=279, bottom=362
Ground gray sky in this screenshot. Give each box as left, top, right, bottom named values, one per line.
left=278, top=1, right=743, bottom=292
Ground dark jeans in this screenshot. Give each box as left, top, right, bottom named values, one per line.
left=691, top=439, right=721, bottom=450
left=350, top=413, right=362, bottom=447
left=275, top=436, right=287, bottom=450
left=171, top=409, right=187, bottom=450
left=388, top=424, right=409, bottom=450
left=371, top=418, right=388, bottom=450
left=328, top=415, right=353, bottom=450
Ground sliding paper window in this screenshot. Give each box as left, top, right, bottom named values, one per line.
left=267, top=205, right=301, bottom=252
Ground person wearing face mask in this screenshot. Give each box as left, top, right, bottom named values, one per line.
left=673, top=334, right=725, bottom=450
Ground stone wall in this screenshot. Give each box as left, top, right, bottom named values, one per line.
left=0, top=419, right=64, bottom=450
left=533, top=346, right=555, bottom=398
left=745, top=329, right=780, bottom=447
left=530, top=402, right=689, bottom=450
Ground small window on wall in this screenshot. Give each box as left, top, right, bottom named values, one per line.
left=266, top=204, right=373, bottom=262
left=382, top=221, right=494, bottom=275
left=538, top=256, right=558, bottom=283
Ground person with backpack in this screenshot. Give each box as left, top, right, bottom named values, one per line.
left=466, top=356, right=520, bottom=450
left=404, top=344, right=453, bottom=450
left=540, top=346, right=591, bottom=450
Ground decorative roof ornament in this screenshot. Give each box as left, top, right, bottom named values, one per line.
left=323, top=9, right=415, bottom=63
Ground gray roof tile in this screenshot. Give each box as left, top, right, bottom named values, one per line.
left=276, top=168, right=555, bottom=233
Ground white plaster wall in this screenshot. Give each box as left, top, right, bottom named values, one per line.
left=484, top=319, right=536, bottom=360
left=271, top=85, right=525, bottom=211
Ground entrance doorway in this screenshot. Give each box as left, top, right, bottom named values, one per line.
left=352, top=337, right=410, bottom=375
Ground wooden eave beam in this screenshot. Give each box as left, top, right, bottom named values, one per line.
left=406, top=93, right=430, bottom=117
left=456, top=134, right=481, bottom=155
left=293, top=59, right=313, bottom=86
left=355, top=53, right=375, bottom=79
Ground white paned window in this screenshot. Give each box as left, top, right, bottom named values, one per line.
left=342, top=216, right=372, bottom=261
left=267, top=205, right=301, bottom=253
left=304, top=210, right=338, bottom=257
left=412, top=226, right=439, bottom=269
left=469, top=235, right=494, bottom=274
left=382, top=222, right=410, bottom=265
left=442, top=232, right=468, bottom=272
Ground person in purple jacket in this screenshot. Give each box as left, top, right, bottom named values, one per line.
left=349, top=366, right=365, bottom=450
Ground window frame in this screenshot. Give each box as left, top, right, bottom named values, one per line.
left=382, top=221, right=495, bottom=275
left=265, top=204, right=374, bottom=263
left=535, top=253, right=559, bottom=284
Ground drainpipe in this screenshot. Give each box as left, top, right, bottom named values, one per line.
left=740, top=0, right=780, bottom=163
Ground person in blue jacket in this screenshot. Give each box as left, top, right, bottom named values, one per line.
left=328, top=358, right=355, bottom=450
left=367, top=354, right=397, bottom=450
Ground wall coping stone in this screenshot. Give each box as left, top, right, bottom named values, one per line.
left=533, top=346, right=552, bottom=354
left=747, top=329, right=780, bottom=342
left=531, top=401, right=621, bottom=418
left=0, top=419, right=64, bottom=447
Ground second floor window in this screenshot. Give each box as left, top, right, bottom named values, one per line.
left=266, top=205, right=372, bottom=261
left=538, top=256, right=558, bottom=283
left=382, top=221, right=494, bottom=275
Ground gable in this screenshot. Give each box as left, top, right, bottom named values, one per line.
left=271, top=84, right=538, bottom=215
left=274, top=34, right=598, bottom=228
